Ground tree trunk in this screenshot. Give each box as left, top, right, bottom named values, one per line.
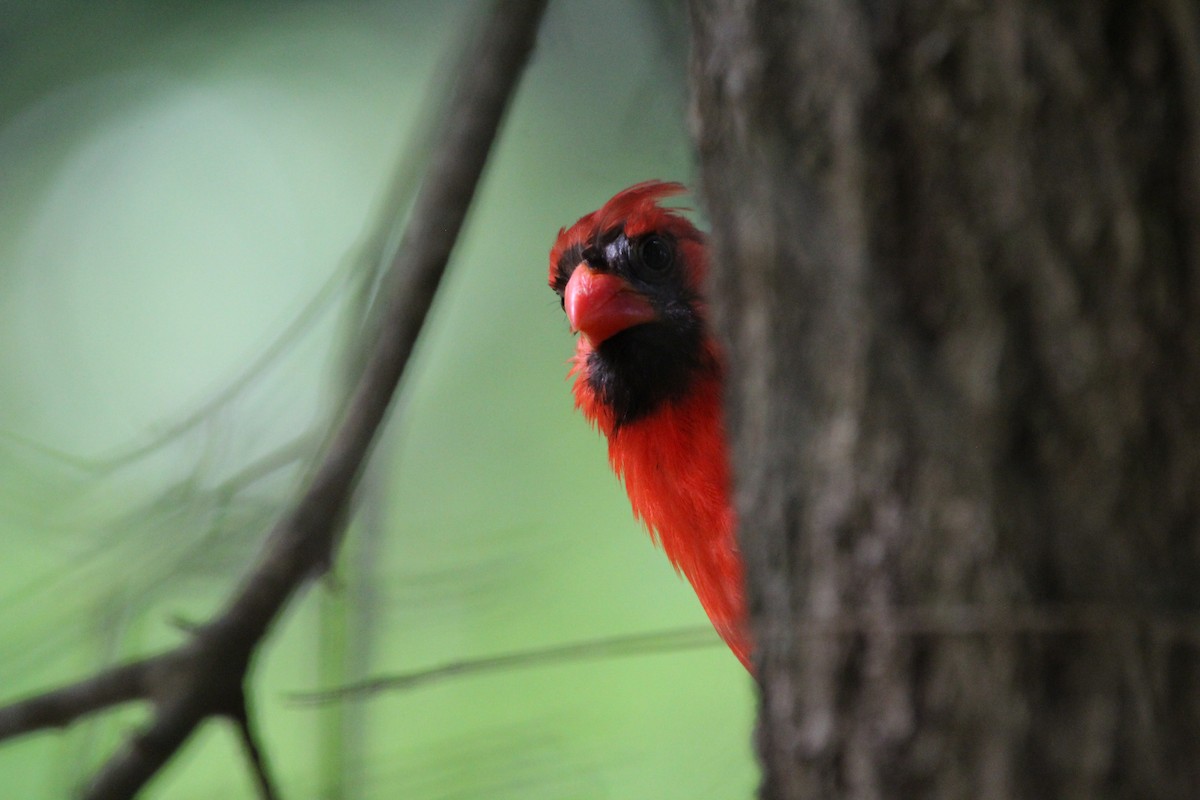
left=690, top=1, right=1200, bottom=798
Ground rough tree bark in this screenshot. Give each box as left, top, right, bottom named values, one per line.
left=691, top=2, right=1200, bottom=798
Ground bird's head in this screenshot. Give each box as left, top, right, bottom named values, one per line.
left=549, top=182, right=716, bottom=428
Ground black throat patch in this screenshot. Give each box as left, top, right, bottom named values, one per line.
left=586, top=318, right=714, bottom=429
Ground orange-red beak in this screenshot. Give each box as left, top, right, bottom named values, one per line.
left=564, top=264, right=656, bottom=346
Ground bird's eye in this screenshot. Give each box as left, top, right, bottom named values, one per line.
left=634, top=235, right=673, bottom=275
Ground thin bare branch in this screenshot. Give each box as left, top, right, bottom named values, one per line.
left=291, top=627, right=721, bottom=705
left=83, top=689, right=207, bottom=800
left=748, top=604, right=1200, bottom=643
left=290, top=603, right=1200, bottom=706
left=228, top=696, right=280, bottom=800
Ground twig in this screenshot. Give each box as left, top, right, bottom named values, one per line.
left=748, top=604, right=1200, bottom=643
left=290, top=603, right=1200, bottom=706
left=0, top=254, right=357, bottom=478
left=290, top=626, right=721, bottom=705
left=0, top=2, right=548, bottom=797
left=228, top=694, right=280, bottom=800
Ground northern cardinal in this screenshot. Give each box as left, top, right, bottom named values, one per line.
left=548, top=181, right=749, bottom=670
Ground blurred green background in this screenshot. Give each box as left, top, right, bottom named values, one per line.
left=0, top=1, right=755, bottom=797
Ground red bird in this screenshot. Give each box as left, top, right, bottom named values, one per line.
left=548, top=181, right=749, bottom=670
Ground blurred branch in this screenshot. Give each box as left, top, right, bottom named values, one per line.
left=0, top=656, right=161, bottom=738
left=0, top=256, right=356, bottom=477
left=230, top=697, right=280, bottom=800
left=291, top=602, right=1200, bottom=706
left=0, top=1, right=548, bottom=798
left=290, top=626, right=721, bottom=705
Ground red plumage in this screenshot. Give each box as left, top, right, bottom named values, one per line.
left=549, top=182, right=750, bottom=670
